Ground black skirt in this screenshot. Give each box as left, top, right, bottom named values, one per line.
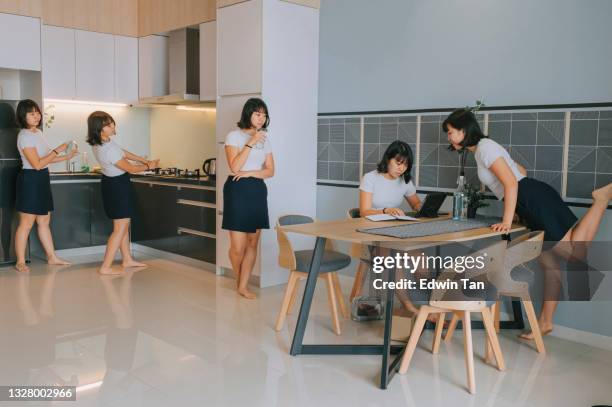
left=101, top=172, right=134, bottom=220
left=15, top=168, right=54, bottom=215
left=516, top=177, right=578, bottom=242
left=222, top=176, right=269, bottom=233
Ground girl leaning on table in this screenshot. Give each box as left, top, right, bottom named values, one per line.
left=443, top=108, right=612, bottom=339
left=222, top=98, right=275, bottom=299
left=358, top=140, right=433, bottom=317
left=87, top=111, right=159, bottom=275
left=13, top=99, right=78, bottom=273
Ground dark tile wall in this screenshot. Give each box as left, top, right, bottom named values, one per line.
left=567, top=111, right=612, bottom=199
left=318, top=109, right=612, bottom=200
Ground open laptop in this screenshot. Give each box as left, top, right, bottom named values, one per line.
left=406, top=192, right=448, bottom=218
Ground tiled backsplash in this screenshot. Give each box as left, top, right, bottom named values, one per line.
left=317, top=108, right=612, bottom=201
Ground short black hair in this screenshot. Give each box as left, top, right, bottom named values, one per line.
left=86, top=111, right=115, bottom=146
left=376, top=140, right=414, bottom=184
left=16, top=99, right=42, bottom=130
left=442, top=108, right=487, bottom=151
left=237, top=98, right=270, bottom=129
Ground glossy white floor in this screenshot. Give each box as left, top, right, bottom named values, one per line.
left=1, top=252, right=611, bottom=407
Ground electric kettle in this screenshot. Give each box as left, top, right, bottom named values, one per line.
left=202, top=158, right=216, bottom=177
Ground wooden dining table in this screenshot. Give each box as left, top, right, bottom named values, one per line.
left=278, top=215, right=526, bottom=389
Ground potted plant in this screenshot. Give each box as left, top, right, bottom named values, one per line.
left=465, top=183, right=489, bottom=218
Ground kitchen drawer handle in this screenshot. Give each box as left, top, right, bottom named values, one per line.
left=177, top=199, right=216, bottom=208
left=177, top=227, right=216, bottom=239
left=218, top=210, right=223, bottom=215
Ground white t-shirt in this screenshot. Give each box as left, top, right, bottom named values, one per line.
left=92, top=139, right=126, bottom=177
left=17, top=129, right=50, bottom=170
left=359, top=170, right=417, bottom=210
left=475, top=138, right=525, bottom=200
left=224, top=129, right=273, bottom=172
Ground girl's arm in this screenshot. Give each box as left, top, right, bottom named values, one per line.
left=405, top=194, right=421, bottom=211
left=22, top=145, right=66, bottom=170
left=114, top=158, right=150, bottom=174
left=488, top=157, right=519, bottom=232
left=359, top=191, right=404, bottom=216
left=225, top=145, right=252, bottom=174
left=122, top=150, right=147, bottom=164
left=516, top=163, right=527, bottom=177
left=233, top=154, right=275, bottom=180
left=51, top=150, right=78, bottom=163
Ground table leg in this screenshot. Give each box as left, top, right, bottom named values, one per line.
left=380, top=254, right=400, bottom=389
left=290, top=237, right=327, bottom=356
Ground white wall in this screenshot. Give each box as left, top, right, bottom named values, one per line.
left=318, top=0, right=612, bottom=113
left=149, top=107, right=216, bottom=170
left=42, top=102, right=151, bottom=172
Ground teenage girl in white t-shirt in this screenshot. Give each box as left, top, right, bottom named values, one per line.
left=13, top=99, right=78, bottom=273
left=223, top=98, right=275, bottom=299
left=358, top=141, right=435, bottom=317
left=443, top=108, right=612, bottom=339
left=87, top=111, right=159, bottom=275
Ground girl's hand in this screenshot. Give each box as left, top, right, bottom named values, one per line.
left=147, top=159, right=160, bottom=169
left=233, top=171, right=252, bottom=181
left=384, top=207, right=404, bottom=216
left=491, top=222, right=511, bottom=233
left=248, top=131, right=266, bottom=147
left=68, top=148, right=79, bottom=159
left=55, top=143, right=68, bottom=153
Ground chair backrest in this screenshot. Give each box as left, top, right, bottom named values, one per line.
left=505, top=231, right=544, bottom=270
left=347, top=207, right=360, bottom=219
left=485, top=230, right=544, bottom=294
left=430, top=239, right=507, bottom=308
left=278, top=214, right=314, bottom=226
left=276, top=215, right=315, bottom=270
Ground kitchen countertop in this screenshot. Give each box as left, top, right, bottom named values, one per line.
left=50, top=172, right=217, bottom=188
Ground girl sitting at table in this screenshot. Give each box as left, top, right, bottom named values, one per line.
left=359, top=140, right=428, bottom=316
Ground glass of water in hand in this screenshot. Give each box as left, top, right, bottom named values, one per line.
left=255, top=128, right=267, bottom=149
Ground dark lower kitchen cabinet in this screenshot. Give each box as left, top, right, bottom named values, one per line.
left=30, top=181, right=113, bottom=256
left=176, top=204, right=215, bottom=234
left=131, top=182, right=178, bottom=253
left=29, top=177, right=216, bottom=265
left=177, top=232, right=216, bottom=264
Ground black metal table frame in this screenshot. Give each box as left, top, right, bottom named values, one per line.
left=289, top=236, right=524, bottom=390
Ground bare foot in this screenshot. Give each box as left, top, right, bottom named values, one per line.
left=15, top=262, right=30, bottom=273
left=519, top=322, right=553, bottom=340
left=48, top=256, right=71, bottom=266
left=592, top=183, right=612, bottom=202
left=98, top=267, right=124, bottom=276
left=237, top=289, right=257, bottom=299
left=122, top=260, right=148, bottom=269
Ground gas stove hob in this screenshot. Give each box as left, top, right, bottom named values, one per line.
left=152, top=168, right=201, bottom=178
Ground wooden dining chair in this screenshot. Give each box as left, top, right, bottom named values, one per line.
left=275, top=215, right=350, bottom=335
left=398, top=240, right=507, bottom=394
left=443, top=231, right=546, bottom=357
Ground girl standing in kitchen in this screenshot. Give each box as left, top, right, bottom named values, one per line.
left=223, top=98, right=275, bottom=299
left=14, top=99, right=78, bottom=273
left=87, top=111, right=159, bottom=275
left=443, top=108, right=612, bottom=339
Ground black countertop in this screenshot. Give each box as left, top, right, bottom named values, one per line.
left=50, top=172, right=216, bottom=188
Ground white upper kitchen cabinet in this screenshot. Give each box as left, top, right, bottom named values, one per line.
left=0, top=13, right=41, bottom=71
left=41, top=25, right=76, bottom=99
left=138, top=35, right=168, bottom=99
left=114, top=35, right=139, bottom=103
left=199, top=21, right=216, bottom=101
left=217, top=0, right=262, bottom=96
left=75, top=30, right=115, bottom=102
